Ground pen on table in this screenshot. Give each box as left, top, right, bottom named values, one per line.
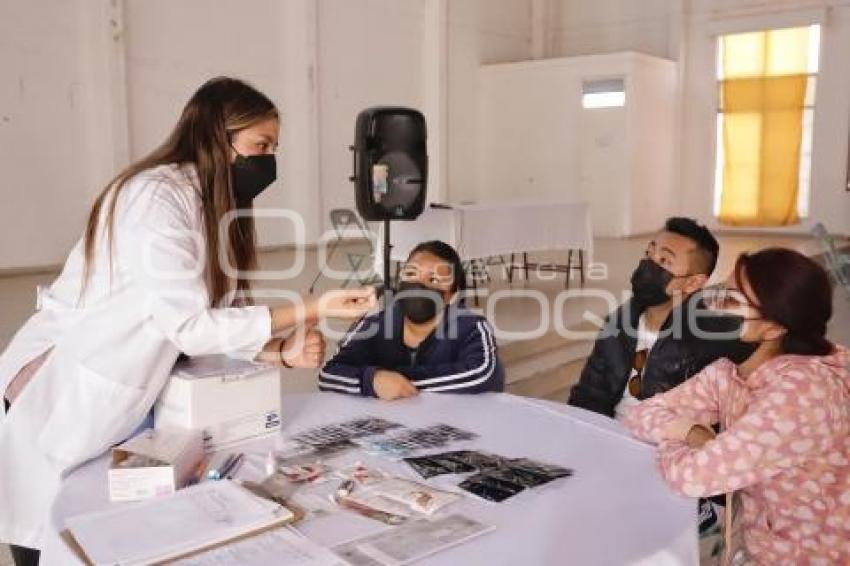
left=206, top=452, right=235, bottom=481
left=221, top=452, right=244, bottom=480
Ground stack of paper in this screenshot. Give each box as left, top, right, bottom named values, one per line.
left=65, top=480, right=294, bottom=565
left=332, top=514, right=495, bottom=566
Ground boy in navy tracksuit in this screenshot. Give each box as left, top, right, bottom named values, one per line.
left=319, top=241, right=504, bottom=400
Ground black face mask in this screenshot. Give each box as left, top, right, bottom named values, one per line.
left=696, top=311, right=761, bottom=358
left=698, top=311, right=745, bottom=339
left=231, top=153, right=277, bottom=207
left=396, top=281, right=445, bottom=324
left=630, top=258, right=676, bottom=307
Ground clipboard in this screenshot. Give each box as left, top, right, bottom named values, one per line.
left=61, top=518, right=294, bottom=565
left=60, top=481, right=304, bottom=565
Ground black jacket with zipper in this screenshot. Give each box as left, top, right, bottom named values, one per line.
left=567, top=295, right=754, bottom=417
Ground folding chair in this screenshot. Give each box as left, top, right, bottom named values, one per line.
left=812, top=222, right=850, bottom=299
left=308, top=208, right=380, bottom=293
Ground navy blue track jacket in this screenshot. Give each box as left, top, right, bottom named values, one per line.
left=319, top=303, right=504, bottom=397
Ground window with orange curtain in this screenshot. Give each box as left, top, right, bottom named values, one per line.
left=714, top=25, right=820, bottom=226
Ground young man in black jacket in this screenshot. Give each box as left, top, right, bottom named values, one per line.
left=568, top=218, right=752, bottom=540
left=568, top=217, right=753, bottom=419
left=319, top=240, right=504, bottom=400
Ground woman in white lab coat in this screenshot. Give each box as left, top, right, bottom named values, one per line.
left=0, top=77, right=375, bottom=565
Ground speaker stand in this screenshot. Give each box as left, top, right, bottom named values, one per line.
left=383, top=218, right=393, bottom=303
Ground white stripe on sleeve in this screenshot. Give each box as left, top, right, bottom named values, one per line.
left=416, top=321, right=496, bottom=390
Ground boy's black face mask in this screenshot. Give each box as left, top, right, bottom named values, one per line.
left=231, top=153, right=277, bottom=207
left=630, top=258, right=675, bottom=307
left=396, top=281, right=445, bottom=324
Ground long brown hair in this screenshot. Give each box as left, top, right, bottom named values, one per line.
left=81, top=77, right=278, bottom=305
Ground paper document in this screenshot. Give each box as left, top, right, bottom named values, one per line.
left=66, top=480, right=292, bottom=565
left=173, top=527, right=348, bottom=566
left=332, top=514, right=494, bottom=566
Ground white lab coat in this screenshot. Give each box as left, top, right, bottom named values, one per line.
left=0, top=163, right=272, bottom=548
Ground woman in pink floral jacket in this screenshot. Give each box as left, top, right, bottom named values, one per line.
left=624, top=248, right=849, bottom=565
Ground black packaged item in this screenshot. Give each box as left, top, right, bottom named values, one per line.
left=475, top=472, right=526, bottom=494
left=311, top=440, right=358, bottom=456
left=429, top=455, right=476, bottom=474
left=427, top=424, right=477, bottom=441
left=486, top=466, right=553, bottom=489
left=459, top=474, right=524, bottom=503
left=440, top=450, right=505, bottom=471
left=404, top=454, right=477, bottom=478
left=404, top=456, right=452, bottom=479
left=507, top=458, right=573, bottom=480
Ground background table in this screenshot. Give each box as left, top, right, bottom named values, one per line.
left=382, top=201, right=593, bottom=263
left=42, top=393, right=697, bottom=565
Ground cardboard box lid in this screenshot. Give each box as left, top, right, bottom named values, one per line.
left=111, top=427, right=202, bottom=468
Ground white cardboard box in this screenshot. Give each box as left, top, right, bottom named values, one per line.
left=108, top=427, right=204, bottom=502
left=154, top=355, right=282, bottom=451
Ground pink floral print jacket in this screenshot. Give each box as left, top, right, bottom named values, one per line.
left=623, top=346, right=850, bottom=565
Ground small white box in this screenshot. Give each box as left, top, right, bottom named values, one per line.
left=108, top=427, right=204, bottom=502
left=154, top=355, right=282, bottom=451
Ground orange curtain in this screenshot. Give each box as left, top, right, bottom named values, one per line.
left=718, top=27, right=811, bottom=226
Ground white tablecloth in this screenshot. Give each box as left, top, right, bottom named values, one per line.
left=382, top=201, right=593, bottom=262
left=42, top=393, right=697, bottom=565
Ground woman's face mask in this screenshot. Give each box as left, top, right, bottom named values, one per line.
left=701, top=285, right=765, bottom=343
left=231, top=152, right=277, bottom=207
left=229, top=119, right=280, bottom=207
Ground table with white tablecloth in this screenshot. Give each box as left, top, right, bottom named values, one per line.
left=378, top=201, right=593, bottom=289
left=42, top=392, right=697, bottom=565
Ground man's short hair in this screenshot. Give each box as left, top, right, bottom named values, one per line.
left=663, top=217, right=719, bottom=276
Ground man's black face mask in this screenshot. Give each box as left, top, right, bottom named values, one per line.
left=630, top=258, right=676, bottom=307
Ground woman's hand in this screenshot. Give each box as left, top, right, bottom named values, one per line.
left=271, top=287, right=377, bottom=333
left=373, top=369, right=419, bottom=401
left=279, top=325, right=326, bottom=368
left=316, top=287, right=378, bottom=320
left=685, top=424, right=716, bottom=448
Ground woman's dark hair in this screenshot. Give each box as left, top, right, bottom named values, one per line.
left=406, top=240, right=467, bottom=293
left=733, top=248, right=834, bottom=356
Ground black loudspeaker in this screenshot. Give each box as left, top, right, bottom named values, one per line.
left=350, top=107, right=428, bottom=221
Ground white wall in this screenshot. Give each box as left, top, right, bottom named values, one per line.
left=0, top=0, right=127, bottom=270
left=546, top=0, right=677, bottom=59
left=549, top=0, right=850, bottom=234
left=10, top=0, right=845, bottom=272
left=678, top=0, right=850, bottom=234
left=316, top=0, right=426, bottom=229
left=124, top=0, right=320, bottom=245
left=0, top=0, right=539, bottom=270
left=478, top=52, right=677, bottom=236
left=446, top=0, right=534, bottom=203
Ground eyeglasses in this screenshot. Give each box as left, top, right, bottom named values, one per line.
left=627, top=349, right=649, bottom=398
left=701, top=286, right=759, bottom=312
left=400, top=264, right=454, bottom=291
